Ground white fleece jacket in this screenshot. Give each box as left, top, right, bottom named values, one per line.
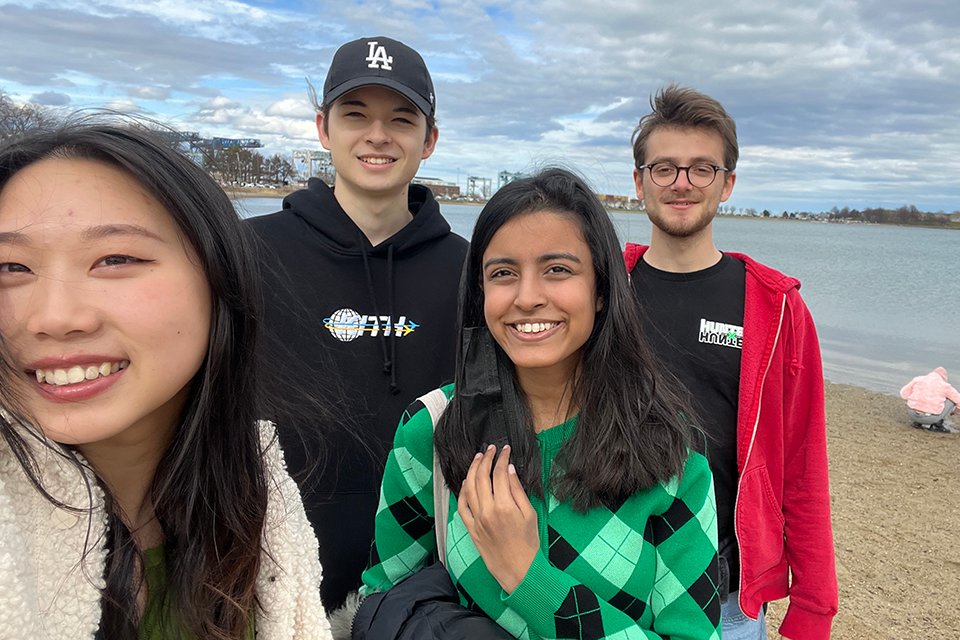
left=0, top=422, right=332, bottom=640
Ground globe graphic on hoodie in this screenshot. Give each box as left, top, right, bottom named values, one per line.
left=327, top=308, right=363, bottom=342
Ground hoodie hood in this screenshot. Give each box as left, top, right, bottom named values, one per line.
left=282, top=178, right=452, bottom=256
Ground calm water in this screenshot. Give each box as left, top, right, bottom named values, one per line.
left=237, top=198, right=960, bottom=394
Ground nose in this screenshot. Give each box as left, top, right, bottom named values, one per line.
left=671, top=166, right=694, bottom=191
left=513, top=273, right=546, bottom=311
left=365, top=118, right=391, bottom=146
left=24, top=276, right=102, bottom=340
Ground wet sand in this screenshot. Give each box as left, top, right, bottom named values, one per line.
left=765, top=383, right=959, bottom=639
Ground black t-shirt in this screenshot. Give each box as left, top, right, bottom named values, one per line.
left=630, top=252, right=746, bottom=595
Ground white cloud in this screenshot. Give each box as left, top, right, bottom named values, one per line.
left=128, top=86, right=171, bottom=100
left=103, top=97, right=142, bottom=113
left=264, top=98, right=316, bottom=119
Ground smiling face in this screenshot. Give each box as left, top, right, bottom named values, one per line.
left=481, top=210, right=598, bottom=386
left=0, top=157, right=212, bottom=448
left=633, top=126, right=736, bottom=239
left=318, top=84, right=438, bottom=201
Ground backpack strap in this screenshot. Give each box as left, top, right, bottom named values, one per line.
left=418, top=388, right=452, bottom=567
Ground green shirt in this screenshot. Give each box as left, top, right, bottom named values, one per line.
left=139, top=546, right=255, bottom=640
left=361, top=385, right=721, bottom=640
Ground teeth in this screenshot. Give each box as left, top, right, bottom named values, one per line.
left=361, top=157, right=394, bottom=164
left=515, top=322, right=558, bottom=334
left=36, top=361, right=127, bottom=387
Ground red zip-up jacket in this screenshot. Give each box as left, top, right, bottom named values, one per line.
left=624, top=244, right=838, bottom=640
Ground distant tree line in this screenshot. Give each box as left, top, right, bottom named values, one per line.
left=202, top=145, right=293, bottom=187
left=716, top=200, right=957, bottom=228
left=826, top=205, right=957, bottom=227
left=0, top=89, right=58, bottom=142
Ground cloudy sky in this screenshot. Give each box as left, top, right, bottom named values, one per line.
left=2, top=0, right=959, bottom=212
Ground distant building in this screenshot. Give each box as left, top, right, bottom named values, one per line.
left=412, top=176, right=460, bottom=199
left=596, top=193, right=635, bottom=210
left=498, top=170, right=532, bottom=190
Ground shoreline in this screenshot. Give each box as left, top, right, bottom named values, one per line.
left=227, top=189, right=958, bottom=230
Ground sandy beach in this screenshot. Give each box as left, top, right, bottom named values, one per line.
left=765, top=383, right=959, bottom=639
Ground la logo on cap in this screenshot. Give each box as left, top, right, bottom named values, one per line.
left=366, top=41, right=393, bottom=70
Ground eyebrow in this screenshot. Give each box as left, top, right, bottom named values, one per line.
left=80, top=224, right=165, bottom=242
left=0, top=230, right=29, bottom=246
left=483, top=252, right=582, bottom=270
left=0, top=224, right=164, bottom=245
left=648, top=155, right=722, bottom=165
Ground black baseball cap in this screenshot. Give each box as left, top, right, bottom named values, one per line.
left=323, top=36, right=436, bottom=117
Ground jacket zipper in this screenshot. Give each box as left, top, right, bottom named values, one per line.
left=733, top=292, right=786, bottom=619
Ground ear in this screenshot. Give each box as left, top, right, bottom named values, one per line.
left=421, top=126, right=439, bottom=160
left=633, top=167, right=645, bottom=202
left=316, top=112, right=331, bottom=151
left=595, top=295, right=604, bottom=312
left=719, top=170, right=736, bottom=202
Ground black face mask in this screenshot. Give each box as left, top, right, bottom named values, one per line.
left=459, top=325, right=530, bottom=472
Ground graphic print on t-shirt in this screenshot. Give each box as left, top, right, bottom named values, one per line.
left=698, top=318, right=743, bottom=349
left=323, top=308, right=419, bottom=342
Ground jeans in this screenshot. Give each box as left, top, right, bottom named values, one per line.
left=721, top=592, right=767, bottom=640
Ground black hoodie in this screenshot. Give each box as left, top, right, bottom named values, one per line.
left=246, top=179, right=468, bottom=609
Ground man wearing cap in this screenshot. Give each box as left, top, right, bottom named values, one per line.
left=247, top=37, right=467, bottom=609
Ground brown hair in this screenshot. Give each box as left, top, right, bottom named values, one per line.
left=631, top=83, right=738, bottom=171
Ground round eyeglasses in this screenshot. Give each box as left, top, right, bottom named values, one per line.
left=638, top=162, right=729, bottom=188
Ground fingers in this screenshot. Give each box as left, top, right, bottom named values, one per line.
left=475, top=444, right=496, bottom=504
left=508, top=461, right=536, bottom=518
left=457, top=451, right=483, bottom=528
left=492, top=445, right=512, bottom=500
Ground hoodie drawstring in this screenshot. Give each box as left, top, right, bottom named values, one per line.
left=360, top=233, right=400, bottom=394
left=386, top=243, right=398, bottom=394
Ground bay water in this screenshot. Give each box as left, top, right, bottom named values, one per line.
left=236, top=198, right=959, bottom=395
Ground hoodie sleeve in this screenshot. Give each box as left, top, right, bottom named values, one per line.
left=778, top=290, right=838, bottom=640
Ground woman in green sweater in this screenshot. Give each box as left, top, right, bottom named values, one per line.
left=361, top=168, right=720, bottom=640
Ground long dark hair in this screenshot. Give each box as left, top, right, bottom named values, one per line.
left=0, top=119, right=268, bottom=639
left=435, top=168, right=693, bottom=512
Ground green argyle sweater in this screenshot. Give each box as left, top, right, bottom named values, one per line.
left=361, top=386, right=721, bottom=640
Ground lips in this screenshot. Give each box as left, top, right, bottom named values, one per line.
left=24, top=355, right=129, bottom=403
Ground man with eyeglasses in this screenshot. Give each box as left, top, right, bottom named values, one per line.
left=623, top=84, right=837, bottom=640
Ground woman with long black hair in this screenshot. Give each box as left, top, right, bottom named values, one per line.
left=0, top=121, right=330, bottom=639
left=359, top=168, right=721, bottom=639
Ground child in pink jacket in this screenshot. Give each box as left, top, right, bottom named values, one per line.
left=900, top=367, right=960, bottom=432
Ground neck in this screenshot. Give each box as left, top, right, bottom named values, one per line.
left=333, top=180, right=413, bottom=246
left=644, top=224, right=722, bottom=273
left=77, top=405, right=182, bottom=550
left=517, top=366, right=577, bottom=433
